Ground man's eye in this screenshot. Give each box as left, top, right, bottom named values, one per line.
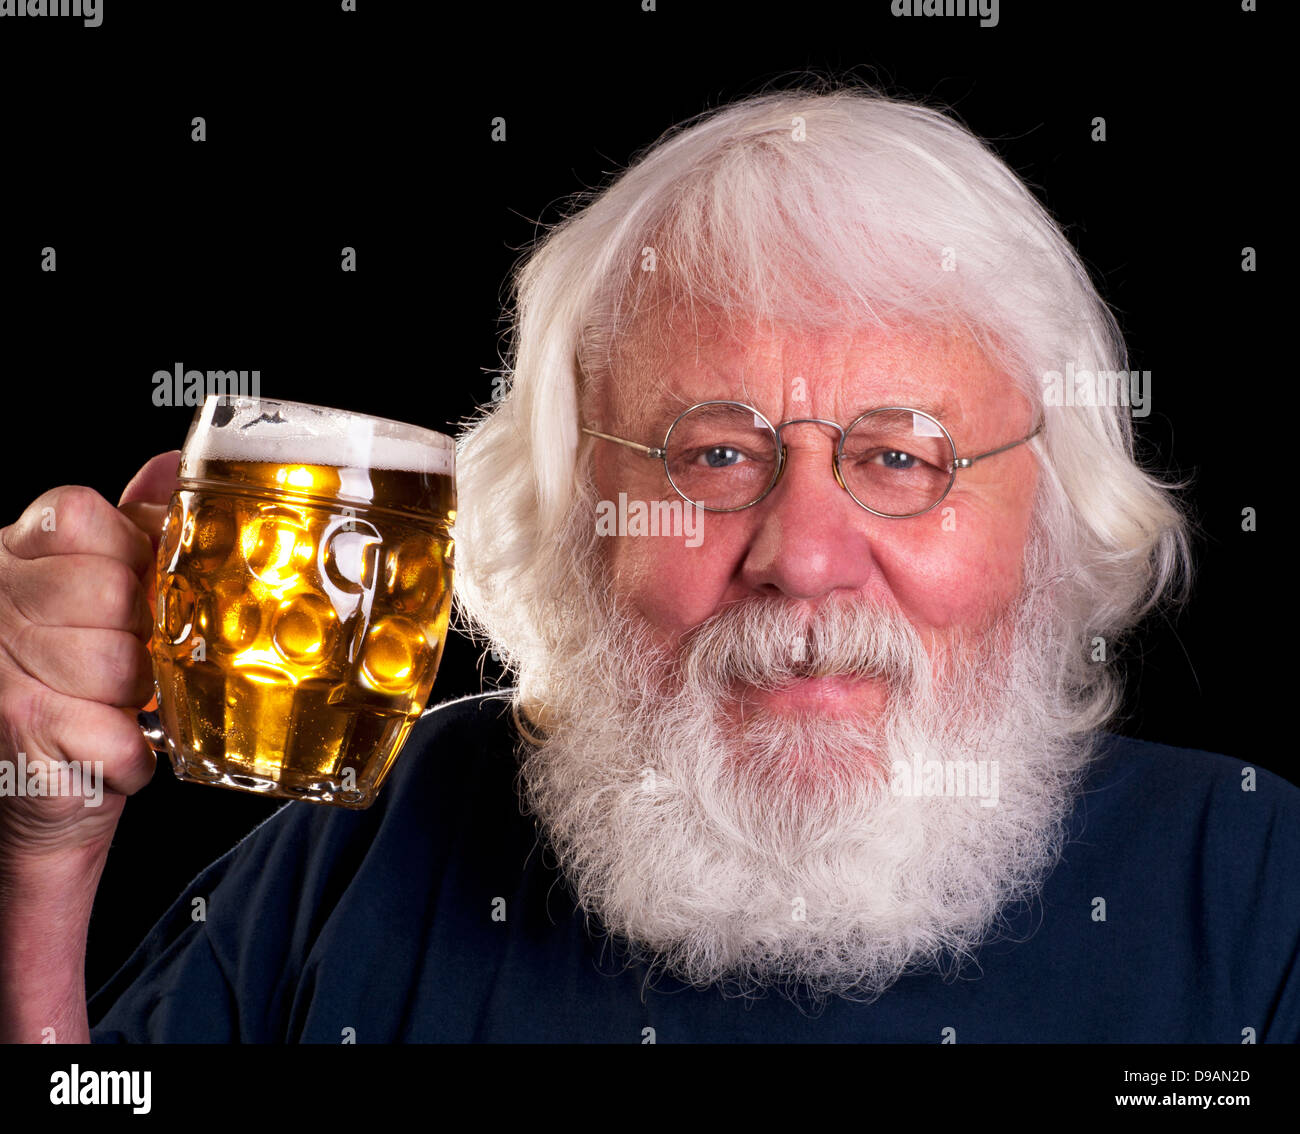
left=876, top=449, right=919, bottom=471
left=698, top=446, right=747, bottom=468
left=854, top=448, right=925, bottom=471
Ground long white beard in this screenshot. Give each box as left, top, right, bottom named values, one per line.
left=514, top=540, right=1097, bottom=1004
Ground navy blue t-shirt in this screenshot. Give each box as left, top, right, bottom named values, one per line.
left=88, top=691, right=1300, bottom=1042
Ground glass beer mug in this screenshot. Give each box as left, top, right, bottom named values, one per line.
left=139, top=396, right=456, bottom=808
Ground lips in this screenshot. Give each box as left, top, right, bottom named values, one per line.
left=742, top=672, right=885, bottom=718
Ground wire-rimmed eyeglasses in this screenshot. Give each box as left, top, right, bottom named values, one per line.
left=581, top=401, right=1043, bottom=518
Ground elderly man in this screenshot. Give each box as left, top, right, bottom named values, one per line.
left=2, top=86, right=1296, bottom=1043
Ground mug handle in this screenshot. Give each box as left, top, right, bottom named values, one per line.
left=137, top=708, right=167, bottom=754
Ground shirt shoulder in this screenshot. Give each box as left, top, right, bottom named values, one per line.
left=1045, top=732, right=1300, bottom=1042
left=1079, top=731, right=1300, bottom=847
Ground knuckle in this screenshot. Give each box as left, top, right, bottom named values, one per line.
left=121, top=746, right=158, bottom=794
left=100, top=712, right=153, bottom=781
left=96, top=560, right=141, bottom=628
left=47, top=486, right=106, bottom=546
left=103, top=633, right=149, bottom=701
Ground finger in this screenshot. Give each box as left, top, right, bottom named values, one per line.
left=117, top=451, right=180, bottom=593
left=1, top=485, right=154, bottom=577
left=2, top=680, right=157, bottom=797
left=118, top=451, right=181, bottom=508
left=8, top=623, right=154, bottom=708
left=5, top=554, right=153, bottom=640
left=118, top=501, right=169, bottom=566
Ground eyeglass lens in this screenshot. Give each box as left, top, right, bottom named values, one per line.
left=664, top=403, right=955, bottom=515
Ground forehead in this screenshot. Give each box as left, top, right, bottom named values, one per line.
left=597, top=307, right=1008, bottom=434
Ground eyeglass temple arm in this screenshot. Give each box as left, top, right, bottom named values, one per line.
left=580, top=427, right=667, bottom=460
left=952, top=421, right=1044, bottom=470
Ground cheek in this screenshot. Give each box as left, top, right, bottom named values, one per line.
left=884, top=454, right=1038, bottom=630
left=877, top=511, right=1028, bottom=631
left=602, top=533, right=732, bottom=647
left=594, top=445, right=738, bottom=647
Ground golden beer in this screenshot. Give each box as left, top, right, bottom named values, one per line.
left=149, top=398, right=455, bottom=807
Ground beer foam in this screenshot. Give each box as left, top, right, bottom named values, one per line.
left=187, top=399, right=454, bottom=476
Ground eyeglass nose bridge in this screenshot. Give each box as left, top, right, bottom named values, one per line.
left=769, top=417, right=849, bottom=494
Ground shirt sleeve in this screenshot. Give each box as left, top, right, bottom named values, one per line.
left=1253, top=768, right=1300, bottom=1043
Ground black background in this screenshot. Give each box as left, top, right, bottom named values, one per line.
left=0, top=3, right=1277, bottom=1004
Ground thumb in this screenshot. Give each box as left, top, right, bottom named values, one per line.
left=119, top=450, right=181, bottom=508
left=118, top=451, right=181, bottom=570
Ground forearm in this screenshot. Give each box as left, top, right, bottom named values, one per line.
left=0, top=851, right=107, bottom=1044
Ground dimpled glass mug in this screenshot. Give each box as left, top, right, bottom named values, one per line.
left=138, top=395, right=456, bottom=808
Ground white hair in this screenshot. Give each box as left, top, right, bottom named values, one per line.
left=453, top=82, right=1192, bottom=739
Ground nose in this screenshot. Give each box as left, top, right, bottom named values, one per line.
left=737, top=422, right=883, bottom=602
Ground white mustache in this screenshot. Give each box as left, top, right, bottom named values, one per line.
left=679, top=597, right=927, bottom=693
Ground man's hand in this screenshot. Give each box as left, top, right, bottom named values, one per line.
left=0, top=451, right=178, bottom=1043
